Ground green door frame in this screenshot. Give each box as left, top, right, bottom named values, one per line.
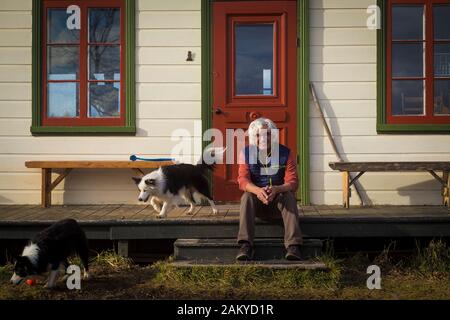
left=201, top=0, right=310, bottom=205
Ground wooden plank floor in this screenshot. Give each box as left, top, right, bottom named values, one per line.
left=0, top=204, right=449, bottom=239
left=0, top=204, right=448, bottom=222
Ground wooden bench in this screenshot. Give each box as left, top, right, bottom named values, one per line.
left=329, top=162, right=450, bottom=209
left=25, top=161, right=175, bottom=208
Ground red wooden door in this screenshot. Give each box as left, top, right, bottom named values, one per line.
left=212, top=0, right=297, bottom=201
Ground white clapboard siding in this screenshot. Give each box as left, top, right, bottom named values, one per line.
left=137, top=83, right=201, bottom=101
left=311, top=191, right=443, bottom=206
left=0, top=12, right=31, bottom=29
left=309, top=100, right=377, bottom=118
left=0, top=119, right=31, bottom=136
left=137, top=0, right=200, bottom=11
left=310, top=118, right=377, bottom=137
left=310, top=1, right=450, bottom=205
left=311, top=136, right=450, bottom=154
left=310, top=9, right=370, bottom=28
left=0, top=47, right=31, bottom=65
left=311, top=82, right=376, bottom=100
left=138, top=65, right=201, bottom=83
left=138, top=47, right=201, bottom=65
left=0, top=83, right=31, bottom=100
left=138, top=11, right=201, bottom=29
left=0, top=0, right=204, bottom=204
left=0, top=0, right=32, bottom=11
left=310, top=28, right=376, bottom=46
left=138, top=101, right=201, bottom=119
left=310, top=0, right=376, bottom=9
left=0, top=101, right=31, bottom=118
left=0, top=30, right=31, bottom=46
left=0, top=65, right=31, bottom=82
left=0, top=154, right=201, bottom=173
left=136, top=119, right=203, bottom=137
left=312, top=153, right=450, bottom=172
left=0, top=137, right=202, bottom=155
left=310, top=46, right=376, bottom=64
left=137, top=29, right=201, bottom=47
left=310, top=172, right=442, bottom=191
left=310, top=64, right=376, bottom=82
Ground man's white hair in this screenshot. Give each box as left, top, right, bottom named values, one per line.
left=248, top=117, right=279, bottom=146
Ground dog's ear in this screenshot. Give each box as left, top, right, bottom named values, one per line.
left=132, top=177, right=141, bottom=185
left=145, top=178, right=156, bottom=186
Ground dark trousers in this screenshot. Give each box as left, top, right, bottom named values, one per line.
left=237, top=191, right=303, bottom=249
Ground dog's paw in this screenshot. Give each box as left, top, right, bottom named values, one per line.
left=212, top=208, right=219, bottom=215
left=186, top=210, right=194, bottom=215
left=83, top=271, right=90, bottom=280
left=156, top=213, right=167, bottom=219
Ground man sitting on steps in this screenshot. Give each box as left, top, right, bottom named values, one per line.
left=236, top=117, right=303, bottom=261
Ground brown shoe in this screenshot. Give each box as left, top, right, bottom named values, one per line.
left=236, top=242, right=254, bottom=261
left=285, top=245, right=303, bottom=261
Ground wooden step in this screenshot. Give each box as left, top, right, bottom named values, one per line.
left=169, top=260, right=328, bottom=270
left=174, top=238, right=323, bottom=263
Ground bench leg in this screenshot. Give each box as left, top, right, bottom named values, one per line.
left=41, top=168, right=52, bottom=208
left=443, top=171, right=449, bottom=208
left=342, top=171, right=350, bottom=208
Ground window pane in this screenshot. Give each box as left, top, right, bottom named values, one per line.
left=392, top=43, right=424, bottom=77
left=434, top=80, right=450, bottom=115
left=392, top=6, right=424, bottom=40
left=47, top=9, right=80, bottom=43
left=89, top=82, right=120, bottom=117
left=47, top=83, right=79, bottom=118
left=392, top=80, right=424, bottom=115
left=235, top=24, right=274, bottom=95
left=434, top=5, right=450, bottom=40
left=89, top=9, right=120, bottom=43
left=435, top=44, right=450, bottom=77
left=89, top=46, right=120, bottom=80
left=47, top=46, right=79, bottom=80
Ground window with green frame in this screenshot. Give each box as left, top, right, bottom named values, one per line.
left=31, top=0, right=135, bottom=135
left=377, top=0, right=450, bottom=133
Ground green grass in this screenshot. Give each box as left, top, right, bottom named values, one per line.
left=0, top=239, right=448, bottom=300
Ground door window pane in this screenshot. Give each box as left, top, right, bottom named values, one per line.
left=89, top=9, right=120, bottom=43
left=392, top=43, right=424, bottom=77
left=435, top=44, right=450, bottom=77
left=89, top=82, right=120, bottom=117
left=47, top=83, right=79, bottom=117
left=235, top=24, right=274, bottom=96
left=434, top=80, right=450, bottom=115
left=47, top=9, right=80, bottom=43
left=392, top=80, right=424, bottom=115
left=392, top=6, right=424, bottom=40
left=434, top=5, right=450, bottom=40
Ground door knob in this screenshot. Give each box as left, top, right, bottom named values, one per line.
left=249, top=111, right=260, bottom=120
left=215, top=107, right=223, bottom=115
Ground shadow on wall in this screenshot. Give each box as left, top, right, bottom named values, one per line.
left=310, top=84, right=372, bottom=206
left=397, top=179, right=443, bottom=206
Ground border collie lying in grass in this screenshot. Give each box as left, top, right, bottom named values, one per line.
left=10, top=219, right=89, bottom=288
left=132, top=148, right=225, bottom=218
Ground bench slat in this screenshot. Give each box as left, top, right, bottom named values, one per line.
left=329, top=162, right=450, bottom=172
left=25, top=161, right=175, bottom=169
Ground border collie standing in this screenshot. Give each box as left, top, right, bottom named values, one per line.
left=10, top=219, right=89, bottom=288
left=132, top=148, right=225, bottom=218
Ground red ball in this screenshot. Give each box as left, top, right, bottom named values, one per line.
left=26, top=279, right=36, bottom=286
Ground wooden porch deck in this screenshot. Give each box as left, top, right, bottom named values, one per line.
left=0, top=204, right=449, bottom=240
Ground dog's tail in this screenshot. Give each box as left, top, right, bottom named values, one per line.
left=196, top=146, right=227, bottom=172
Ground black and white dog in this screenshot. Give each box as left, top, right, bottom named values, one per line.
left=132, top=148, right=225, bottom=218
left=10, top=219, right=89, bottom=288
